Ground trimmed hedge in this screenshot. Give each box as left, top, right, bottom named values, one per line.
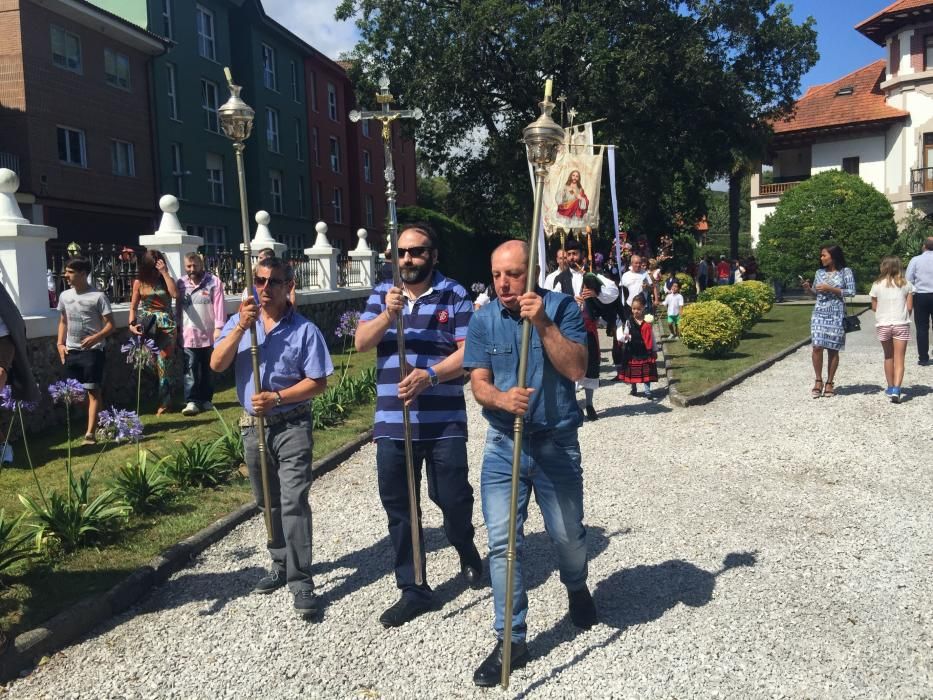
left=680, top=300, right=742, bottom=357
left=697, top=285, right=760, bottom=332
left=739, top=280, right=775, bottom=317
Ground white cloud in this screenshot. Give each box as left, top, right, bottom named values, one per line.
left=262, top=0, right=360, bottom=60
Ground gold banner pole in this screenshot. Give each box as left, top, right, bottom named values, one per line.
left=500, top=80, right=564, bottom=690
left=350, top=77, right=426, bottom=585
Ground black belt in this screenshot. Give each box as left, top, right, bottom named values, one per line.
left=239, top=404, right=310, bottom=428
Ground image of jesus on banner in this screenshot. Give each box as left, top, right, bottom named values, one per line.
left=556, top=170, right=589, bottom=220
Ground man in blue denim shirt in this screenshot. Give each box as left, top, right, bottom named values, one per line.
left=212, top=257, right=333, bottom=618
left=463, top=240, right=598, bottom=687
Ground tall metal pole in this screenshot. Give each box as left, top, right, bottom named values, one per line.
left=350, top=77, right=425, bottom=585
left=501, top=82, right=565, bottom=690
left=218, top=72, right=274, bottom=544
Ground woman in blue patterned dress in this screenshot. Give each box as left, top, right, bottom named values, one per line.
left=802, top=244, right=856, bottom=398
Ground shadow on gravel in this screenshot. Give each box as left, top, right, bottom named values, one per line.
left=831, top=383, right=884, bottom=396
left=514, top=551, right=758, bottom=698
left=137, top=566, right=266, bottom=617
left=597, top=398, right=672, bottom=418
left=900, top=384, right=933, bottom=403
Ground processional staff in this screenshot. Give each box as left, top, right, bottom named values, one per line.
left=500, top=79, right=565, bottom=689
left=349, top=77, right=426, bottom=585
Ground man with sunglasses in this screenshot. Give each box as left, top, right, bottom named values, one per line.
left=176, top=253, right=226, bottom=416
left=356, top=222, right=483, bottom=628
left=211, top=256, right=333, bottom=618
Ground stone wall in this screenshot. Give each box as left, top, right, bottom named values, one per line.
left=13, top=289, right=369, bottom=436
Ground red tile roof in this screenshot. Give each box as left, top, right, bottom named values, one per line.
left=772, top=60, right=908, bottom=136
left=856, top=0, right=933, bottom=45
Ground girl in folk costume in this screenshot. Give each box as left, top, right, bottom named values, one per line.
left=616, top=295, right=659, bottom=400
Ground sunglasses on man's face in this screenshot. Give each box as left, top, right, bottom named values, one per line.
left=397, top=246, right=433, bottom=259
left=254, top=275, right=287, bottom=288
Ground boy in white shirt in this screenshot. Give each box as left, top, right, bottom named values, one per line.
left=662, top=280, right=685, bottom=340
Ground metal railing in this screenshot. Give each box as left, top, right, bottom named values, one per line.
left=338, top=255, right=365, bottom=288
left=910, top=167, right=933, bottom=194
left=47, top=242, right=142, bottom=306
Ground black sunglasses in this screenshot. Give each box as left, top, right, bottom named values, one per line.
left=397, top=246, right=433, bottom=259
left=254, top=275, right=287, bottom=288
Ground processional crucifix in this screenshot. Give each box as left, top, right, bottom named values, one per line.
left=349, top=77, right=426, bottom=585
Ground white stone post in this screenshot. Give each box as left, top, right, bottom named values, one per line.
left=348, top=227, right=377, bottom=288
left=138, top=195, right=203, bottom=281
left=0, top=169, right=58, bottom=317
left=304, top=221, right=339, bottom=290
left=241, top=210, right=285, bottom=260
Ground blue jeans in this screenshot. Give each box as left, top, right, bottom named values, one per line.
left=480, top=425, right=588, bottom=643
left=183, top=347, right=214, bottom=404
left=376, top=437, right=476, bottom=602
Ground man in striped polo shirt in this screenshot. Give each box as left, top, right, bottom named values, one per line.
left=356, top=222, right=483, bottom=628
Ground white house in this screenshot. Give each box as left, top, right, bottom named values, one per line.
left=751, top=0, right=933, bottom=244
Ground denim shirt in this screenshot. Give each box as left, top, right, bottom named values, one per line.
left=463, top=289, right=586, bottom=433
left=218, top=306, right=334, bottom=416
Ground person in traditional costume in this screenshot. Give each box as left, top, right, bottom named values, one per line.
left=543, top=238, right=618, bottom=420
left=616, top=295, right=659, bottom=399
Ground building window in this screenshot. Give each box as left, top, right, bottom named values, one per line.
left=327, top=82, right=337, bottom=121
left=842, top=157, right=859, bottom=175
left=187, top=224, right=225, bottom=256
left=310, top=127, right=319, bottom=165
left=171, top=142, right=184, bottom=199
left=104, top=49, right=131, bottom=90
left=201, top=79, right=219, bottom=133
left=297, top=176, right=306, bottom=217
left=261, top=44, right=277, bottom=90
left=315, top=181, right=323, bottom=219
left=363, top=150, right=372, bottom=183
left=266, top=108, right=280, bottom=152
left=166, top=63, right=179, bottom=120
left=309, top=71, right=317, bottom=111
left=161, top=0, right=173, bottom=40
left=926, top=35, right=933, bottom=70
left=111, top=140, right=136, bottom=176
left=295, top=119, right=303, bottom=161
left=362, top=119, right=370, bottom=138
left=329, top=137, right=340, bottom=173
left=290, top=61, right=299, bottom=102
left=365, top=194, right=374, bottom=227
left=333, top=187, right=343, bottom=223
left=206, top=152, right=225, bottom=204
left=57, top=126, right=86, bottom=167
left=196, top=5, right=215, bottom=61
left=51, top=26, right=81, bottom=73
left=270, top=170, right=283, bottom=214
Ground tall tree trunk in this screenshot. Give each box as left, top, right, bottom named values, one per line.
left=728, top=166, right=743, bottom=260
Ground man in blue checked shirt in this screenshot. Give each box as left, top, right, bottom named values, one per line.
left=356, top=222, right=484, bottom=629
left=463, top=240, right=597, bottom=687
left=211, top=256, right=333, bottom=619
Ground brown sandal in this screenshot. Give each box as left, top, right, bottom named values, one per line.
left=822, top=381, right=835, bottom=397
left=811, top=380, right=823, bottom=398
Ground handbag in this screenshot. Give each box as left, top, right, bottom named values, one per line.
left=136, top=313, right=160, bottom=342
left=842, top=287, right=860, bottom=333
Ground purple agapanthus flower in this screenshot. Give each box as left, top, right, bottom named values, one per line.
left=0, top=385, right=38, bottom=413
left=121, top=336, right=160, bottom=370
left=335, top=309, right=361, bottom=339
left=48, top=378, right=86, bottom=406
left=97, top=407, right=144, bottom=443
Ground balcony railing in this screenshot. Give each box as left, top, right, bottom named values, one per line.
left=758, top=181, right=803, bottom=196
left=910, top=167, right=933, bottom=195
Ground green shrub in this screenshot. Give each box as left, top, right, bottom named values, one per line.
left=697, top=285, right=760, bottom=332
left=739, top=280, right=775, bottom=316
left=211, top=407, right=245, bottom=468
left=893, top=208, right=932, bottom=268
left=756, top=170, right=897, bottom=291
left=672, top=272, right=697, bottom=302
left=313, top=366, right=377, bottom=430
left=110, top=451, right=173, bottom=514
left=164, top=440, right=233, bottom=489
left=0, top=509, right=32, bottom=574
left=680, top=300, right=742, bottom=357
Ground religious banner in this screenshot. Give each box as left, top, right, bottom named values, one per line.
left=541, top=143, right=605, bottom=236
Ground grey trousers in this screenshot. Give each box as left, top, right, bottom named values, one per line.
left=242, top=413, right=314, bottom=592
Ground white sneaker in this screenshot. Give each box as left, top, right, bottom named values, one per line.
left=181, top=401, right=201, bottom=416
left=200, top=401, right=214, bottom=412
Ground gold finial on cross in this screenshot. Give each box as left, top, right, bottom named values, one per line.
left=350, top=74, right=423, bottom=143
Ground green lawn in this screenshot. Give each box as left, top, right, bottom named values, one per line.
left=0, top=347, right=375, bottom=638
left=663, top=304, right=868, bottom=398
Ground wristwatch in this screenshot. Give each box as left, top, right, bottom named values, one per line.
left=274, top=391, right=283, bottom=408
left=426, top=366, right=439, bottom=387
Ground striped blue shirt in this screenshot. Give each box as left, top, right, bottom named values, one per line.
left=361, top=270, right=473, bottom=441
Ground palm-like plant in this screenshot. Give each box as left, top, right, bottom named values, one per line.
left=110, top=451, right=173, bottom=514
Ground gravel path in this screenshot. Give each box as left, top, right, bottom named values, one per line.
left=5, top=312, right=932, bottom=698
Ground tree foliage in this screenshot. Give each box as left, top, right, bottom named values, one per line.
left=756, top=170, right=898, bottom=290
left=337, top=0, right=818, bottom=241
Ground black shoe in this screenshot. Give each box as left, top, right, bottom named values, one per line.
left=919, top=358, right=930, bottom=366
left=473, top=639, right=529, bottom=687
left=568, top=587, right=598, bottom=629
left=379, top=596, right=433, bottom=628
left=630, top=385, right=638, bottom=396
left=460, top=546, right=484, bottom=589
left=293, top=589, right=320, bottom=618
left=253, top=568, right=286, bottom=594
left=585, top=405, right=598, bottom=421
